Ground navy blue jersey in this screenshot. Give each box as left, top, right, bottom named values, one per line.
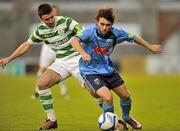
left=76, top=24, right=135, bottom=75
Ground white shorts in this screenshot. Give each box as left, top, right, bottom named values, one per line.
left=39, top=44, right=56, bottom=68
left=48, top=55, right=84, bottom=85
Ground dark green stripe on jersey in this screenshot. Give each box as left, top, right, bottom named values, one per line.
left=73, top=24, right=83, bottom=34
left=66, top=17, right=73, bottom=28
left=38, top=25, right=48, bottom=30
left=57, top=18, right=66, bottom=26
left=56, top=50, right=76, bottom=58
left=31, top=35, right=43, bottom=43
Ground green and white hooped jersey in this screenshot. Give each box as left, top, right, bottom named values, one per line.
left=28, top=16, right=83, bottom=60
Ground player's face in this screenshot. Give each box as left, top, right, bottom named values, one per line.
left=97, top=17, right=112, bottom=36
left=41, top=11, right=55, bottom=28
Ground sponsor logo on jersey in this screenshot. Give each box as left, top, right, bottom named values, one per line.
left=94, top=45, right=109, bottom=55
left=58, top=30, right=64, bottom=35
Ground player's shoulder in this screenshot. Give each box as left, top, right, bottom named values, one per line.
left=35, top=22, right=48, bottom=31
left=55, top=16, right=66, bottom=22
left=56, top=16, right=76, bottom=26
left=111, top=26, right=123, bottom=32
left=111, top=26, right=127, bottom=35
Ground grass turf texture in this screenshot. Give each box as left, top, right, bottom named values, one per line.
left=0, top=74, right=179, bottom=131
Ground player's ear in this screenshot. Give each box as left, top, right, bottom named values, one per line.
left=39, top=15, right=43, bottom=21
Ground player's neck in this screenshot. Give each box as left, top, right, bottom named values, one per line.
left=97, top=29, right=111, bottom=39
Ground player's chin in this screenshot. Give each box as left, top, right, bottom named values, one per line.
left=102, top=32, right=108, bottom=35
left=47, top=23, right=55, bottom=28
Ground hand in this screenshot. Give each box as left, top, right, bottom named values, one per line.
left=150, top=44, right=162, bottom=53
left=81, top=52, right=91, bottom=62
left=0, top=57, right=10, bottom=68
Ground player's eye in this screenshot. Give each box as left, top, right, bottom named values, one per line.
left=100, top=23, right=111, bottom=27
left=45, top=16, right=54, bottom=21
left=104, top=23, right=111, bottom=27
left=101, top=23, right=105, bottom=26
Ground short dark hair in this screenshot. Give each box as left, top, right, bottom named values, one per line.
left=96, top=8, right=115, bottom=24
left=38, top=3, right=53, bottom=18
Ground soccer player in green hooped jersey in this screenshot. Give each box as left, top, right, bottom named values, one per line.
left=0, top=3, right=85, bottom=130
left=31, top=5, right=70, bottom=100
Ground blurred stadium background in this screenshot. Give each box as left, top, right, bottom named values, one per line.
left=0, top=1, right=180, bottom=131
left=0, top=0, right=179, bottom=75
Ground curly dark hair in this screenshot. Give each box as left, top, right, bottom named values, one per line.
left=96, top=7, right=115, bottom=24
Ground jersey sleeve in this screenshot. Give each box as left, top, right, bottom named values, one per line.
left=74, top=27, right=92, bottom=43
left=66, top=17, right=83, bottom=35
left=27, top=27, right=44, bottom=44
left=114, top=28, right=135, bottom=44
left=73, top=24, right=84, bottom=36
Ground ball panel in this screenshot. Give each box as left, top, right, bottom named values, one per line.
left=98, top=112, right=119, bottom=131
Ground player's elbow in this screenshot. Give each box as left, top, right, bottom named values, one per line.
left=70, top=37, right=77, bottom=44
left=70, top=37, right=80, bottom=48
left=23, top=42, right=33, bottom=51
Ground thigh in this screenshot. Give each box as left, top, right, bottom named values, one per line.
left=112, top=83, right=130, bottom=99
left=38, top=69, right=61, bottom=89
left=96, top=86, right=112, bottom=100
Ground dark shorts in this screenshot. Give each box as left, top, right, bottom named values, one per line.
left=81, top=71, right=124, bottom=93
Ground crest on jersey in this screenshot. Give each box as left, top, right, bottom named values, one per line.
left=94, top=78, right=100, bottom=85
left=58, top=30, right=64, bottom=35
left=106, top=39, right=113, bottom=44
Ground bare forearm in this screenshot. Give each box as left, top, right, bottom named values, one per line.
left=135, top=36, right=152, bottom=50
left=7, top=42, right=32, bottom=62
left=70, top=38, right=86, bottom=55
left=70, top=38, right=91, bottom=62
left=134, top=36, right=162, bottom=53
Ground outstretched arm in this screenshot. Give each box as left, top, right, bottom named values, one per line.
left=134, top=36, right=162, bottom=53
left=70, top=38, right=91, bottom=62
left=0, top=41, right=32, bottom=68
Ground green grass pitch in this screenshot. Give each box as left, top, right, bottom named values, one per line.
left=0, top=74, right=180, bottom=131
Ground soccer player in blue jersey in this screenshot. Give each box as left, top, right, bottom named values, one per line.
left=70, top=7, right=161, bottom=130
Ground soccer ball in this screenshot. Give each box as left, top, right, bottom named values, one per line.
left=98, top=112, right=119, bottom=131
